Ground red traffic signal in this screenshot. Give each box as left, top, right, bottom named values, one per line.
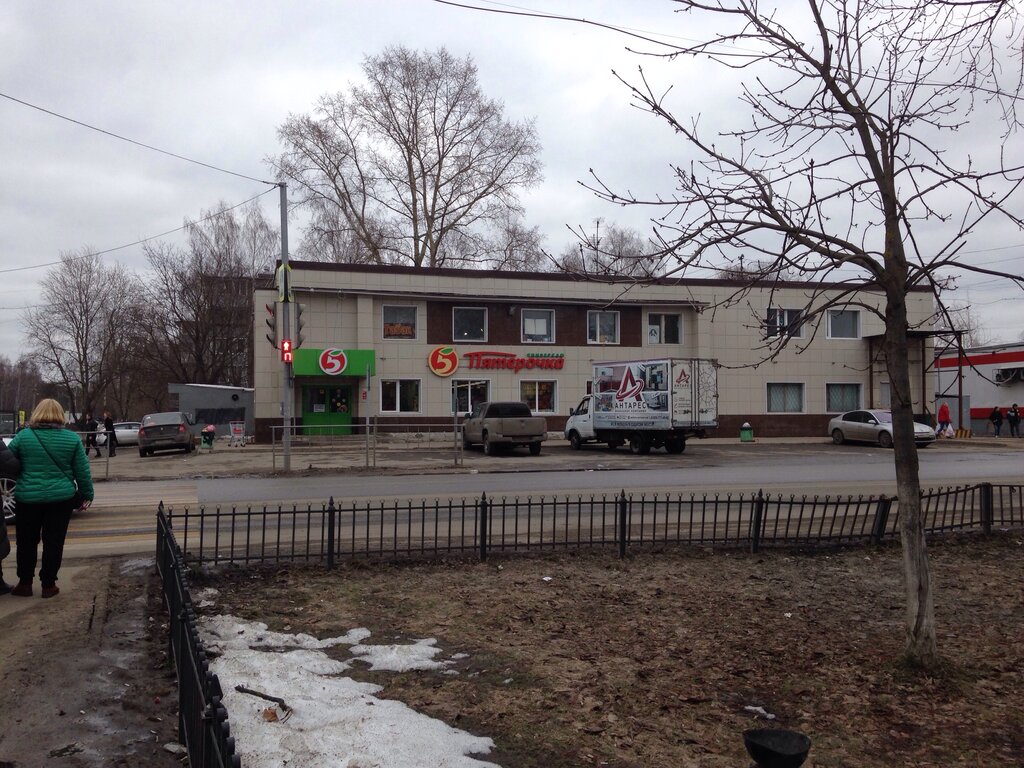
left=281, top=339, right=293, bottom=363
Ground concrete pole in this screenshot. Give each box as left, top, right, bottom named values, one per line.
left=280, top=183, right=292, bottom=471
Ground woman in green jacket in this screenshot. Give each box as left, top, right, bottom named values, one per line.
left=7, top=399, right=94, bottom=598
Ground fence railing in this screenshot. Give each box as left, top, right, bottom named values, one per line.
left=157, top=507, right=241, bottom=768
left=269, top=418, right=465, bottom=470
left=164, top=483, right=1024, bottom=568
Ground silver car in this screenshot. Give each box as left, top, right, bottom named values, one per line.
left=97, top=421, right=141, bottom=447
left=828, top=409, right=936, bottom=448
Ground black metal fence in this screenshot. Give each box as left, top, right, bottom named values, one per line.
left=157, top=508, right=241, bottom=768
left=164, top=483, right=1024, bottom=568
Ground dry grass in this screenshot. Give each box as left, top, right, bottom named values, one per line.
left=198, top=534, right=1024, bottom=767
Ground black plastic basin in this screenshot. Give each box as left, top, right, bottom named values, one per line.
left=742, top=728, right=812, bottom=768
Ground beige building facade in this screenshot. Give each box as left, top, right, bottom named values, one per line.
left=253, top=262, right=935, bottom=440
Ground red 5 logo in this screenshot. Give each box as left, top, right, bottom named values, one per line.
left=319, top=349, right=348, bottom=376
left=428, top=346, right=458, bottom=377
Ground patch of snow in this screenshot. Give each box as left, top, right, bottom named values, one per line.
left=119, top=557, right=154, bottom=575
left=199, top=616, right=498, bottom=768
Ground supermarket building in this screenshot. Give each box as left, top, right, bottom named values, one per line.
left=252, top=263, right=936, bottom=440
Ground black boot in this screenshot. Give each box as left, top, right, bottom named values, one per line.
left=0, top=569, right=11, bottom=595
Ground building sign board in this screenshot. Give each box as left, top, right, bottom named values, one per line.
left=428, top=346, right=565, bottom=377
left=292, top=348, right=376, bottom=377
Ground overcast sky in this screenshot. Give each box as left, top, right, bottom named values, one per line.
left=2, top=0, right=1022, bottom=360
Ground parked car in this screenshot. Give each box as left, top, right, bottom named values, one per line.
left=461, top=401, right=547, bottom=455
left=828, top=409, right=936, bottom=448
left=96, top=421, right=142, bottom=447
left=138, top=412, right=195, bottom=456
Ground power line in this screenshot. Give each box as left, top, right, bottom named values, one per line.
left=0, top=91, right=277, bottom=186
left=0, top=187, right=278, bottom=275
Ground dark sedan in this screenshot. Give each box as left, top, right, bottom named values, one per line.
left=138, top=412, right=195, bottom=456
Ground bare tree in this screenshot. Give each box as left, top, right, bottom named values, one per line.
left=24, top=250, right=140, bottom=421
left=273, top=46, right=543, bottom=268
left=571, top=1, right=1024, bottom=667
left=934, top=304, right=991, bottom=347
left=558, top=219, right=660, bottom=277
left=0, top=355, right=45, bottom=417
left=136, top=202, right=277, bottom=389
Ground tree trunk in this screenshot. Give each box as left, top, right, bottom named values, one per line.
left=885, top=295, right=939, bottom=667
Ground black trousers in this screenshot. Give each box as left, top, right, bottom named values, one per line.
left=15, top=498, right=75, bottom=587
left=106, top=431, right=117, bottom=456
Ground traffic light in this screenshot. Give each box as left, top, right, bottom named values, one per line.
left=281, top=339, right=293, bottom=364
left=294, top=303, right=306, bottom=349
left=265, top=302, right=278, bottom=349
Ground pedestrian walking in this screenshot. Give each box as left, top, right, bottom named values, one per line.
left=989, top=406, right=1003, bottom=437
left=937, top=401, right=951, bottom=436
left=0, top=439, right=21, bottom=594
left=84, top=412, right=101, bottom=458
left=103, top=410, right=117, bottom=457
left=5, top=398, right=94, bottom=598
left=1008, top=403, right=1021, bottom=438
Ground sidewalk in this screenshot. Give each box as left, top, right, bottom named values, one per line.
left=87, top=432, right=1024, bottom=483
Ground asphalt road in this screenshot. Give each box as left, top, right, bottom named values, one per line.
left=56, top=440, right=1021, bottom=559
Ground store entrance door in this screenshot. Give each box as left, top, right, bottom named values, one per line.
left=302, top=384, right=353, bottom=435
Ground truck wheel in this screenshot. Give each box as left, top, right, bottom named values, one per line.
left=665, top=438, right=685, bottom=454
left=483, top=432, right=494, bottom=456
left=629, top=434, right=651, bottom=455
left=568, top=431, right=582, bottom=450
left=529, top=441, right=542, bottom=456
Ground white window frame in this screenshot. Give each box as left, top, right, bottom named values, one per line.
left=766, top=382, right=805, bottom=413
left=379, top=378, right=421, bottom=414
left=827, top=309, right=860, bottom=339
left=826, top=382, right=862, bottom=413
left=766, top=307, right=804, bottom=339
left=647, top=312, right=682, bottom=345
left=519, top=380, right=557, bottom=413
left=588, top=310, right=620, bottom=345
left=521, top=308, right=555, bottom=344
left=451, top=378, right=490, bottom=415
left=382, top=304, right=418, bottom=341
left=452, top=307, right=487, bottom=343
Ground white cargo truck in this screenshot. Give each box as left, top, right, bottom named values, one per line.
left=564, top=358, right=718, bottom=454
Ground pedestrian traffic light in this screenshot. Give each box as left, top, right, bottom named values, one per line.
left=265, top=302, right=278, bottom=349
left=294, top=303, right=306, bottom=349
left=281, top=338, right=293, bottom=364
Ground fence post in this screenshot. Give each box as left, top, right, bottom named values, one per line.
left=980, top=482, right=994, bottom=534
left=751, top=490, right=764, bottom=554
left=871, top=495, right=892, bottom=544
left=617, top=490, right=628, bottom=559
left=326, top=496, right=336, bottom=571
left=479, top=493, right=489, bottom=562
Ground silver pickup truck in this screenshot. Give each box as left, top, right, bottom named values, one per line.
left=461, top=401, right=547, bottom=456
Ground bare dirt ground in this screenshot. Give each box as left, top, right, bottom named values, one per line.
left=0, top=558, right=181, bottom=768
left=196, top=534, right=1024, bottom=768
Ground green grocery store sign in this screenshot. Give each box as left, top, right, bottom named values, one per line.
left=292, top=348, right=376, bottom=377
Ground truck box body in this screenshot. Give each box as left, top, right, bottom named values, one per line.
left=592, top=358, right=718, bottom=429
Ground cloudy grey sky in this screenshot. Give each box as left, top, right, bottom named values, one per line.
left=2, top=0, right=1022, bottom=358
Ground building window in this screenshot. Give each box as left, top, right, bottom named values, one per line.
left=452, top=379, right=489, bottom=414
left=382, top=305, right=417, bottom=340
left=520, top=380, right=556, bottom=412
left=766, top=308, right=804, bottom=338
left=522, top=308, right=555, bottom=343
left=647, top=313, right=681, bottom=345
left=879, top=381, right=891, bottom=408
left=828, top=309, right=860, bottom=339
left=380, top=379, right=420, bottom=413
left=767, top=383, right=804, bottom=413
left=827, top=383, right=861, bottom=412
left=453, top=307, right=487, bottom=342
left=588, top=310, right=620, bottom=344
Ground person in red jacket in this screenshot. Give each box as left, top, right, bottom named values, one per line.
left=937, top=401, right=951, bottom=436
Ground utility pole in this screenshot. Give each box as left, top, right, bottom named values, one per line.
left=279, top=182, right=293, bottom=471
